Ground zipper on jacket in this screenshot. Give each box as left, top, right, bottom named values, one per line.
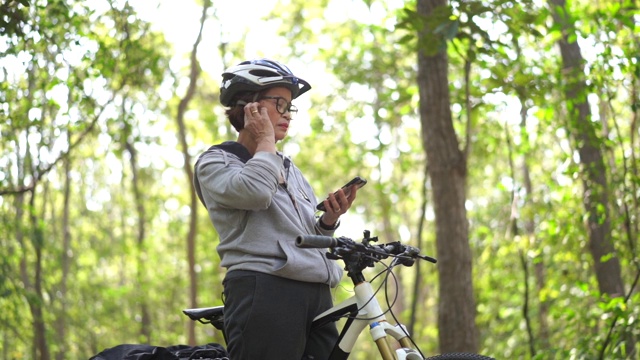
left=283, top=167, right=335, bottom=285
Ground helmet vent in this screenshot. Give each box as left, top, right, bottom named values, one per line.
left=249, top=69, right=279, bottom=77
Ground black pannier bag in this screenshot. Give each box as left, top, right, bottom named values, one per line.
left=89, top=342, right=228, bottom=360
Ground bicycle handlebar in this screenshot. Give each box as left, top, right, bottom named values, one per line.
left=295, top=234, right=337, bottom=249
left=295, top=233, right=437, bottom=264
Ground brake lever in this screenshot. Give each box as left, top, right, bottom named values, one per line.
left=418, top=254, right=437, bottom=263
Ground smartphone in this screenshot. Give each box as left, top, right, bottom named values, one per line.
left=316, top=176, right=367, bottom=211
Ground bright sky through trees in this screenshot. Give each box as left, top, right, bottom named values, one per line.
left=125, top=0, right=529, bottom=205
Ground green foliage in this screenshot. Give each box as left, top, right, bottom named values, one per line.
left=0, top=0, right=30, bottom=37
left=397, top=4, right=459, bottom=55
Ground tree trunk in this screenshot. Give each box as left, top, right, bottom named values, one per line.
left=126, top=141, right=151, bottom=343
left=55, top=156, right=72, bottom=360
left=176, top=0, right=210, bottom=345
left=549, top=0, right=625, bottom=299
left=26, top=190, right=51, bottom=360
left=517, top=97, right=550, bottom=349
left=549, top=1, right=632, bottom=356
left=417, top=0, right=478, bottom=353
left=409, top=164, right=430, bottom=336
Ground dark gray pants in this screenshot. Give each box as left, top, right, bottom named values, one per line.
left=222, top=270, right=339, bottom=360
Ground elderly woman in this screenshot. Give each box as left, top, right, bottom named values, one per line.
left=194, top=59, right=359, bottom=360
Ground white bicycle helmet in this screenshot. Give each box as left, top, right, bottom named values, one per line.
left=220, top=58, right=311, bottom=106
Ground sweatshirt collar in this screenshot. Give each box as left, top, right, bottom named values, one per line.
left=213, top=141, right=252, bottom=163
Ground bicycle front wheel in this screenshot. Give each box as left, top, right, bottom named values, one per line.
left=425, top=353, right=495, bottom=360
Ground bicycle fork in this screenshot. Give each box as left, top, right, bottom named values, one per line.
left=369, top=321, right=422, bottom=360
left=355, top=282, right=423, bottom=360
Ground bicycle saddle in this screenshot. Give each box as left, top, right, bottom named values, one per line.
left=182, top=306, right=224, bottom=322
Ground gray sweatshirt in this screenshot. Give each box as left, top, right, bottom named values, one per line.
left=194, top=142, right=343, bottom=287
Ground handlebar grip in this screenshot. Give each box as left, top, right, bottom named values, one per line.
left=295, top=235, right=337, bottom=249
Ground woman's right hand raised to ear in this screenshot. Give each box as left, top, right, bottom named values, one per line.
left=243, top=102, right=275, bottom=154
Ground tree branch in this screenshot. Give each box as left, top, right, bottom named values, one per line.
left=0, top=99, right=112, bottom=196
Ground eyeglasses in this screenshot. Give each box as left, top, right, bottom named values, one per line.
left=260, top=96, right=298, bottom=115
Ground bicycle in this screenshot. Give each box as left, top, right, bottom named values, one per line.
left=183, top=230, right=495, bottom=360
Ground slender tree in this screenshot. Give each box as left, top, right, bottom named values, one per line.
left=549, top=0, right=630, bottom=356
left=548, top=0, right=625, bottom=300
left=175, top=0, right=211, bottom=346
left=417, top=0, right=478, bottom=353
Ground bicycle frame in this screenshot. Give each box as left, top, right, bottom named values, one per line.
left=297, top=231, right=429, bottom=359
left=314, top=280, right=423, bottom=360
